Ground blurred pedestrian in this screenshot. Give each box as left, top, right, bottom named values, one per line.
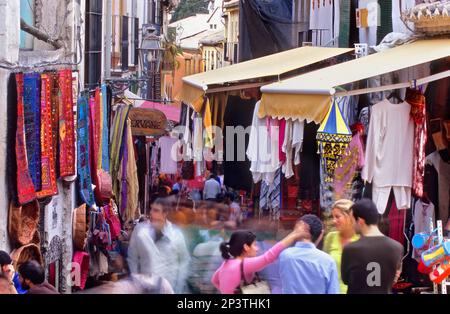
left=203, top=174, right=221, bottom=202
left=77, top=274, right=174, bottom=294
left=127, top=197, right=190, bottom=293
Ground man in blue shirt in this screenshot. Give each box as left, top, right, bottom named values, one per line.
left=279, top=215, right=340, bottom=294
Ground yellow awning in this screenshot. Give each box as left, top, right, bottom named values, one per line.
left=259, top=38, right=450, bottom=123
left=177, top=46, right=353, bottom=112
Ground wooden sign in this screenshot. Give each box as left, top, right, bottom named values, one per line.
left=128, top=107, right=168, bottom=136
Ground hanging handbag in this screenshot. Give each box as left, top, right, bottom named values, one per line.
left=103, top=203, right=121, bottom=240
left=235, top=259, right=271, bottom=294
left=96, top=169, right=113, bottom=203
left=72, top=204, right=87, bottom=251
left=8, top=200, right=40, bottom=247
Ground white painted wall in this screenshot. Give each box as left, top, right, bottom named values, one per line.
left=0, top=0, right=20, bottom=253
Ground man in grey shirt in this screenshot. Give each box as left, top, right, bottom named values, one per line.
left=342, top=198, right=403, bottom=294
left=203, top=174, right=222, bottom=201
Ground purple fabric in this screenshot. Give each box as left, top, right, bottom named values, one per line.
left=120, top=125, right=129, bottom=218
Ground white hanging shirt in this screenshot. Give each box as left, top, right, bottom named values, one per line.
left=247, top=101, right=279, bottom=184
left=362, top=98, right=414, bottom=188
left=282, top=119, right=305, bottom=178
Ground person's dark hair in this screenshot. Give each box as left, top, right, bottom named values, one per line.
left=351, top=198, right=379, bottom=225
left=215, top=192, right=225, bottom=203
left=158, top=186, right=169, bottom=197
left=225, top=192, right=236, bottom=202
left=0, top=251, right=12, bottom=267
left=299, top=214, right=323, bottom=243
left=152, top=197, right=173, bottom=214
left=219, top=230, right=256, bottom=260
left=18, top=260, right=45, bottom=285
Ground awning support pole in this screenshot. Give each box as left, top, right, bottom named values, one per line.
left=335, top=70, right=450, bottom=97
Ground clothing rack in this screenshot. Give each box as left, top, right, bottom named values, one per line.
left=334, top=69, right=450, bottom=97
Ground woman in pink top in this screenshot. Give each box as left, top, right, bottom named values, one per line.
left=211, top=226, right=306, bottom=294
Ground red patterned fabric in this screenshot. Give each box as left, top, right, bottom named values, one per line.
left=51, top=72, right=59, bottom=176
left=37, top=73, right=58, bottom=199
left=89, top=93, right=101, bottom=202
left=406, top=88, right=427, bottom=197
left=15, top=73, right=36, bottom=204
left=388, top=200, right=406, bottom=246
left=58, top=69, right=75, bottom=177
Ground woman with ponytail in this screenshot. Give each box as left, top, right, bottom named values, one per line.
left=211, top=225, right=307, bottom=294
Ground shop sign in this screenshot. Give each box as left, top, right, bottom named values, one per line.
left=128, top=108, right=168, bottom=136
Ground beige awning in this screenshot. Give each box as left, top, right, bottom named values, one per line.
left=259, top=38, right=450, bottom=123
left=177, top=46, right=353, bottom=112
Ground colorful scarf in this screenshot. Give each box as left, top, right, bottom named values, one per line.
left=100, top=84, right=110, bottom=172
left=50, top=72, right=60, bottom=177
left=407, top=88, right=427, bottom=197
left=333, top=130, right=365, bottom=200
left=77, top=92, right=95, bottom=207
left=118, top=118, right=140, bottom=222
left=89, top=94, right=100, bottom=184
left=119, top=123, right=129, bottom=219
left=110, top=105, right=131, bottom=199
left=23, top=73, right=42, bottom=191
left=58, top=69, right=76, bottom=177
left=63, top=71, right=79, bottom=182
left=36, top=73, right=58, bottom=198
left=15, top=73, right=36, bottom=204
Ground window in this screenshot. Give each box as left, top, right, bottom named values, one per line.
left=121, top=16, right=129, bottom=71
left=85, top=0, right=103, bottom=87
left=20, top=0, right=35, bottom=50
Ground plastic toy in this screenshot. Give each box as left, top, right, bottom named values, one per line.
left=422, top=244, right=446, bottom=268
left=430, top=257, right=450, bottom=284
left=417, top=260, right=433, bottom=275
left=412, top=232, right=432, bottom=249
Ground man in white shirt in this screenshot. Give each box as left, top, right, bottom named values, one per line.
left=127, top=197, right=191, bottom=293
left=203, top=174, right=222, bottom=201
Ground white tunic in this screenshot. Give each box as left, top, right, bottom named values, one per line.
left=247, top=101, right=280, bottom=184
left=362, top=98, right=414, bottom=213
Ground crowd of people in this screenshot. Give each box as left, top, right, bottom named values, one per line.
left=0, top=173, right=404, bottom=295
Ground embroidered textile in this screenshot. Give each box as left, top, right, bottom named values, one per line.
left=259, top=168, right=281, bottom=220
left=316, top=101, right=352, bottom=183
left=15, top=73, right=36, bottom=204
left=333, top=131, right=365, bottom=200
left=77, top=93, right=95, bottom=207
left=58, top=69, right=75, bottom=177
left=63, top=71, right=79, bottom=182
left=50, top=72, right=59, bottom=177
left=23, top=73, right=42, bottom=191
left=36, top=73, right=58, bottom=198
left=110, top=105, right=131, bottom=200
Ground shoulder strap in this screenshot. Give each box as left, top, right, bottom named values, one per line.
left=240, top=259, right=249, bottom=285
left=240, top=259, right=261, bottom=285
